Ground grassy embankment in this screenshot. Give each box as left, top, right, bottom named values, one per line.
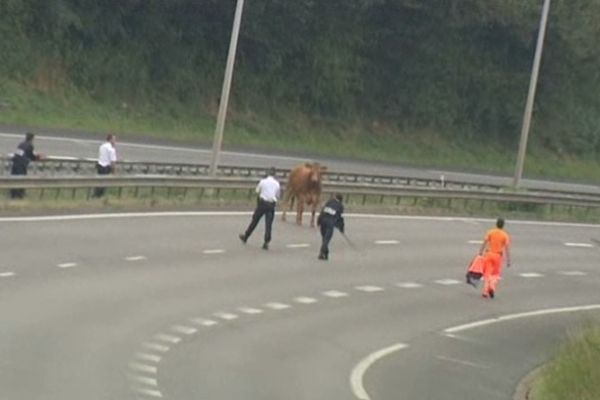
left=529, top=324, right=600, bottom=400
left=2, top=81, right=600, bottom=184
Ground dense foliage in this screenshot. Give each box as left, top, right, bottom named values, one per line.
left=1, top=0, right=600, bottom=157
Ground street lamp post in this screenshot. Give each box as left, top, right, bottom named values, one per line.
left=209, top=0, right=246, bottom=176
left=513, top=0, right=551, bottom=188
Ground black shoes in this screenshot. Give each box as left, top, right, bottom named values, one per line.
left=318, top=253, right=328, bottom=260
left=489, top=289, right=495, bottom=299
left=262, top=243, right=269, bottom=250
left=239, top=234, right=247, bottom=244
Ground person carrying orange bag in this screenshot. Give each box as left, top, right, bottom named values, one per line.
left=478, top=218, right=512, bottom=299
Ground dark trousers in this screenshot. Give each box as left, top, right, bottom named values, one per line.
left=319, top=223, right=335, bottom=258
left=93, top=164, right=112, bottom=198
left=244, top=199, right=275, bottom=243
left=10, top=163, right=27, bottom=199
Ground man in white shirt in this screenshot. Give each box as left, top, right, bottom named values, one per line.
left=93, top=134, right=117, bottom=198
left=239, top=167, right=281, bottom=250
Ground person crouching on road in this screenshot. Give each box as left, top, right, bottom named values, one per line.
left=317, top=193, right=345, bottom=260
left=239, top=167, right=281, bottom=250
left=479, top=217, right=512, bottom=299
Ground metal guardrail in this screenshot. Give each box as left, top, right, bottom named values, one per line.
left=1, top=176, right=599, bottom=211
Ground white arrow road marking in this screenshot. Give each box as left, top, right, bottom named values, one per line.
left=350, top=343, right=409, bottom=400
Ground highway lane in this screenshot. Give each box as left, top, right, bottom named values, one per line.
left=2, top=131, right=599, bottom=194
left=0, top=213, right=599, bottom=400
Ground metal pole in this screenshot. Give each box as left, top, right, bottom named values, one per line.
left=209, top=0, right=245, bottom=176
left=513, top=0, right=551, bottom=188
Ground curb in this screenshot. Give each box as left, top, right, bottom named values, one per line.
left=513, top=365, right=544, bottom=400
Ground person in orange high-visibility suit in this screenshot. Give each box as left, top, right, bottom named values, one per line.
left=478, top=218, right=512, bottom=299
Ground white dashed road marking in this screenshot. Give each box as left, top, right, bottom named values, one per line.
left=125, top=255, right=147, bottom=262
left=519, top=273, right=544, bottom=278
left=142, top=342, right=170, bottom=353
left=130, top=375, right=158, bottom=386
left=214, top=312, right=239, bottom=321
left=264, top=302, right=291, bottom=310
left=396, top=282, right=423, bottom=289
left=322, top=290, right=349, bottom=298
left=564, top=242, right=594, bottom=248
left=136, top=353, right=162, bottom=363
left=468, top=240, right=483, bottom=244
left=153, top=334, right=181, bottom=344
left=171, top=325, right=198, bottom=335
left=57, top=262, right=77, bottom=268
left=286, top=243, right=311, bottom=248
left=355, top=285, right=385, bottom=293
left=132, top=387, right=163, bottom=398
left=129, top=363, right=158, bottom=374
left=374, top=240, right=399, bottom=245
left=0, top=272, right=16, bottom=278
left=203, top=249, right=225, bottom=254
left=294, top=296, right=318, bottom=304
left=191, top=318, right=218, bottom=327
left=238, top=307, right=264, bottom=315
left=558, top=271, right=587, bottom=276
left=434, top=279, right=462, bottom=285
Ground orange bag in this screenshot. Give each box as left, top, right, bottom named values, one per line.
left=467, top=255, right=485, bottom=275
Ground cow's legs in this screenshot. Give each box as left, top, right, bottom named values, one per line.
left=296, top=199, right=304, bottom=225
left=282, top=192, right=293, bottom=221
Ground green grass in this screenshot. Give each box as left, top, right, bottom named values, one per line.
left=1, top=80, right=600, bottom=183
left=529, top=324, right=600, bottom=400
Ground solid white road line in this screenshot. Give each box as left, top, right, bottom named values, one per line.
left=136, top=353, right=162, bottom=363
left=350, top=343, right=409, bottom=400
left=444, top=304, right=600, bottom=334
left=203, top=249, right=225, bottom=254
left=57, top=262, right=77, bottom=268
left=519, top=272, right=544, bottom=278
left=294, top=296, right=318, bottom=304
left=374, top=240, right=399, bottom=245
left=395, top=282, right=423, bottom=289
left=191, top=318, right=218, bottom=327
left=153, top=333, right=181, bottom=344
left=171, top=325, right=198, bottom=335
left=214, top=312, right=239, bottom=321
left=355, top=285, right=385, bottom=293
left=564, top=242, right=594, bottom=248
left=142, top=342, right=170, bottom=353
left=434, top=279, right=462, bottom=286
left=0, top=272, right=16, bottom=278
left=264, top=302, right=291, bottom=310
left=125, top=255, right=147, bottom=262
left=238, top=307, right=264, bottom=315
left=322, top=290, right=349, bottom=298
left=286, top=243, right=311, bottom=248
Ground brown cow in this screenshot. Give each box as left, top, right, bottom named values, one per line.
left=282, top=163, right=326, bottom=227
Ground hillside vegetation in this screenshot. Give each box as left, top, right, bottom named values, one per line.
left=1, top=0, right=600, bottom=179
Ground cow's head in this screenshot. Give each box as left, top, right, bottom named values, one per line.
left=305, top=162, right=327, bottom=186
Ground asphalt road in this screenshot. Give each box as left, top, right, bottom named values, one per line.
left=1, top=212, right=599, bottom=400
left=1, top=131, right=599, bottom=194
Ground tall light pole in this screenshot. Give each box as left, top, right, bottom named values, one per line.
left=209, top=0, right=246, bottom=176
left=513, top=0, right=551, bottom=188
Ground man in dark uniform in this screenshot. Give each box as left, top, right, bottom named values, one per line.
left=10, top=132, right=42, bottom=199
left=239, top=167, right=281, bottom=250
left=317, top=193, right=345, bottom=260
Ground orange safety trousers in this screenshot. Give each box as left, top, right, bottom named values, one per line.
left=482, top=252, right=502, bottom=296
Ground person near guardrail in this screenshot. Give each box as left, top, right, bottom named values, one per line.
left=239, top=167, right=281, bottom=250
left=10, top=132, right=43, bottom=199
left=317, top=193, right=345, bottom=260
left=93, top=134, right=117, bottom=198
left=478, top=218, right=512, bottom=299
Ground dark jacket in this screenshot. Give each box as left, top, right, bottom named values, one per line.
left=317, top=198, right=345, bottom=232
left=11, top=141, right=38, bottom=172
